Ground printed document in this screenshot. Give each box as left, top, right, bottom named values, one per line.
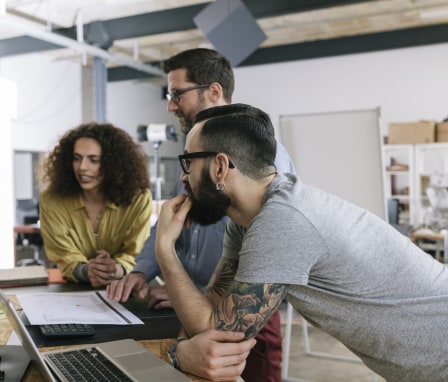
left=17, top=291, right=143, bottom=325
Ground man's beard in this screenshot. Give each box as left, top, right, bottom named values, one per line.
left=186, top=167, right=231, bottom=225
left=179, top=95, right=207, bottom=134
left=180, top=120, right=193, bottom=135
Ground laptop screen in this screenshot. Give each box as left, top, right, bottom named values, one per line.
left=0, top=289, right=58, bottom=382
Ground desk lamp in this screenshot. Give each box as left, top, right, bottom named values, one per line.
left=137, top=124, right=177, bottom=201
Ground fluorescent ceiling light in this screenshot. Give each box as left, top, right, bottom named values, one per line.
left=420, top=7, right=448, bottom=20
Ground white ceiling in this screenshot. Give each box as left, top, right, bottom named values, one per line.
left=3, top=0, right=448, bottom=79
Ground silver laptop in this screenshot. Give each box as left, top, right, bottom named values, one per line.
left=0, top=290, right=190, bottom=382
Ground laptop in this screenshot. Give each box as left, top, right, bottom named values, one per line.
left=0, top=290, right=190, bottom=382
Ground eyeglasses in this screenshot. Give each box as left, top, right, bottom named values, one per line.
left=178, top=151, right=235, bottom=174
left=166, top=84, right=210, bottom=103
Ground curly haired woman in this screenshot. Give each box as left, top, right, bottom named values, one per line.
left=39, top=122, right=152, bottom=288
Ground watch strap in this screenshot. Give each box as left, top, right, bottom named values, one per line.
left=167, top=337, right=187, bottom=370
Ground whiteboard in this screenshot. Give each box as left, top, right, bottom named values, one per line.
left=279, top=108, right=385, bottom=219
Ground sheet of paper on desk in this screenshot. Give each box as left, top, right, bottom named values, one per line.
left=16, top=291, right=143, bottom=325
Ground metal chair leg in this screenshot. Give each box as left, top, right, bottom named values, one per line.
left=282, top=303, right=313, bottom=382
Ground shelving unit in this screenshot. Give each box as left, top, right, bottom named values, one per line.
left=382, top=144, right=414, bottom=225
left=414, top=143, right=448, bottom=228
left=382, top=143, right=448, bottom=228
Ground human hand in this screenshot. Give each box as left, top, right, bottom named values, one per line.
left=88, top=250, right=120, bottom=288
left=155, top=194, right=192, bottom=259
left=107, top=272, right=149, bottom=302
left=176, top=329, right=256, bottom=381
left=147, top=285, right=173, bottom=309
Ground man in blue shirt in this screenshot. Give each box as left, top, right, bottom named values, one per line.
left=108, top=48, right=295, bottom=382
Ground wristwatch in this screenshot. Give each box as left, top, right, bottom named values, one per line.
left=167, top=337, right=187, bottom=370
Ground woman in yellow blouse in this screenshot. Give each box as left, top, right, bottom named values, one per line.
left=39, top=122, right=152, bottom=288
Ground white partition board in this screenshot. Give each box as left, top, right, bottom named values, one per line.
left=279, top=108, right=385, bottom=219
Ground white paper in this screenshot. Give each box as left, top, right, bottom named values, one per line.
left=17, top=291, right=143, bottom=325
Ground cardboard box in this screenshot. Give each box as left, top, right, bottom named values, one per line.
left=436, top=122, right=448, bottom=142
left=388, top=121, right=435, bottom=144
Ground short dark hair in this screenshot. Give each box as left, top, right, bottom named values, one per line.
left=163, top=48, right=234, bottom=103
left=194, top=104, right=276, bottom=179
left=41, top=122, right=150, bottom=205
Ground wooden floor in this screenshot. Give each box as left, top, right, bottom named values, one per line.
left=279, top=305, right=386, bottom=382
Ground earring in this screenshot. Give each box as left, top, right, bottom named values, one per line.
left=216, top=182, right=225, bottom=191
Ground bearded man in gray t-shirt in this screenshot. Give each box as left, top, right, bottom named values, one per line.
left=156, top=103, right=448, bottom=382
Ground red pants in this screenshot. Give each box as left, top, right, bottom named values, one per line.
left=241, top=309, right=282, bottom=382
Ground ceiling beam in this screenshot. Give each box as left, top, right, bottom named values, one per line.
left=0, top=0, right=376, bottom=58
left=108, top=22, right=448, bottom=82
left=0, top=13, right=164, bottom=76
left=242, top=23, right=448, bottom=66
left=7, top=0, right=439, bottom=82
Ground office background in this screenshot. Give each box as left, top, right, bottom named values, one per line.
left=4, top=41, right=448, bottom=155
left=3, top=39, right=448, bottom=267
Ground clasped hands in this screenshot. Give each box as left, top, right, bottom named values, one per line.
left=88, top=250, right=122, bottom=288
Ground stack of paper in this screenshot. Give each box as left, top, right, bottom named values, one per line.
left=0, top=266, right=48, bottom=288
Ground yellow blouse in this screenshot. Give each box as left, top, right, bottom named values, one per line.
left=39, top=189, right=152, bottom=282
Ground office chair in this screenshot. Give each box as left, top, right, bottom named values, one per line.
left=387, top=198, right=400, bottom=225
left=15, top=216, right=45, bottom=267
left=444, top=230, right=448, bottom=264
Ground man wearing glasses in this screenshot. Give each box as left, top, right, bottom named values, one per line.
left=108, top=48, right=295, bottom=381
left=157, top=103, right=448, bottom=382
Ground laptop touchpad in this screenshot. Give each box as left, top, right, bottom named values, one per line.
left=117, top=352, right=164, bottom=370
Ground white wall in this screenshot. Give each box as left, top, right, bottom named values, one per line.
left=0, top=78, right=17, bottom=268
left=5, top=42, right=448, bottom=155
left=0, top=54, right=183, bottom=156
left=1, top=53, right=83, bottom=152
left=232, top=43, right=448, bottom=140
left=107, top=80, right=183, bottom=158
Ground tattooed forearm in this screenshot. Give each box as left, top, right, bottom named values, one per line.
left=214, top=282, right=287, bottom=338
left=206, top=257, right=239, bottom=298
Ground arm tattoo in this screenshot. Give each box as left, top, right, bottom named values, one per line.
left=206, top=257, right=239, bottom=298
left=214, top=282, right=287, bottom=339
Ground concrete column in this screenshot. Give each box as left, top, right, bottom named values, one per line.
left=81, top=57, right=107, bottom=123
left=0, top=78, right=17, bottom=268
left=92, top=57, right=107, bottom=123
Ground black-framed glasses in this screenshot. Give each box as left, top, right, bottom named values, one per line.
left=178, top=151, right=235, bottom=174
left=166, top=84, right=210, bottom=103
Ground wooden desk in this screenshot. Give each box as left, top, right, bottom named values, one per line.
left=0, top=295, right=206, bottom=382
left=14, top=224, right=41, bottom=235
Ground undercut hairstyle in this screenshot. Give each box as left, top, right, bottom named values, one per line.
left=194, top=104, right=277, bottom=179
left=163, top=48, right=234, bottom=103
left=41, top=122, right=151, bottom=206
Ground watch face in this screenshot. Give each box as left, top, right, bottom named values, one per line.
left=167, top=351, right=175, bottom=366
left=167, top=338, right=186, bottom=370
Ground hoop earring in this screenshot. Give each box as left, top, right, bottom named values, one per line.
left=216, top=182, right=225, bottom=191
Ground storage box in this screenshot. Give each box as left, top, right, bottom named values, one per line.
left=388, top=121, right=435, bottom=144
left=436, top=122, right=448, bottom=142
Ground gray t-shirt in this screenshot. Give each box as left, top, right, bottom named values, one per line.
left=223, top=173, right=448, bottom=382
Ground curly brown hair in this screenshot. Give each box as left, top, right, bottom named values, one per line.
left=41, top=122, right=151, bottom=206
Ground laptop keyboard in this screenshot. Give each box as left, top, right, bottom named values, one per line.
left=47, top=347, right=133, bottom=382
left=131, top=307, right=176, bottom=320
left=120, top=299, right=176, bottom=320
